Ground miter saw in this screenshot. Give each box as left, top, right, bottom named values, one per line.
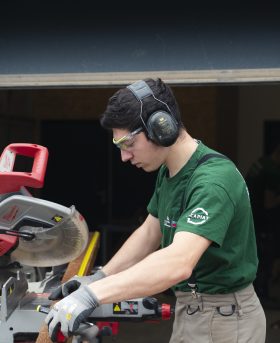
left=0, top=143, right=89, bottom=343
left=0, top=143, right=174, bottom=343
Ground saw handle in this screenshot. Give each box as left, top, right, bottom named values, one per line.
left=0, top=143, right=49, bottom=193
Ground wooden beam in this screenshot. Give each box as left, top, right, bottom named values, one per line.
left=1, top=68, right=280, bottom=89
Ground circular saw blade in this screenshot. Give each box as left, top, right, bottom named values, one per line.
left=11, top=206, right=89, bottom=267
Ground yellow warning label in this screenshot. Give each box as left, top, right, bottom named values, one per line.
left=114, top=304, right=121, bottom=312
left=113, top=301, right=138, bottom=315
left=52, top=215, right=63, bottom=222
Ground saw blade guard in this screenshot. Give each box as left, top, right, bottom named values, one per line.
left=7, top=198, right=89, bottom=267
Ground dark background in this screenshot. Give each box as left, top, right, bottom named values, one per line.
left=1, top=2, right=280, bottom=75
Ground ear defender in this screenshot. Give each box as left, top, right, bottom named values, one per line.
left=127, top=80, right=179, bottom=147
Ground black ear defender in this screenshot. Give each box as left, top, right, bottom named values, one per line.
left=127, top=80, right=179, bottom=147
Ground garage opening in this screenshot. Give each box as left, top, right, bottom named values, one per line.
left=0, top=77, right=279, bottom=280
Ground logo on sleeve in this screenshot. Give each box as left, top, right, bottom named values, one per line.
left=187, top=208, right=209, bottom=225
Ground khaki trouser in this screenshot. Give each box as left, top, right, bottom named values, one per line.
left=169, top=284, right=266, bottom=343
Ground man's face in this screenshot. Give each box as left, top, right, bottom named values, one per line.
left=112, top=128, right=166, bottom=172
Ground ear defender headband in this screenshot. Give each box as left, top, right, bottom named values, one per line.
left=127, top=80, right=179, bottom=147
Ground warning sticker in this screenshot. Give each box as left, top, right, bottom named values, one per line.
left=113, top=301, right=138, bottom=315
left=52, top=215, right=63, bottom=223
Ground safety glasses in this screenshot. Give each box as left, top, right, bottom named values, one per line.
left=112, top=127, right=142, bottom=150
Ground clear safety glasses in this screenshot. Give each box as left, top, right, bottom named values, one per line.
left=112, top=127, right=142, bottom=150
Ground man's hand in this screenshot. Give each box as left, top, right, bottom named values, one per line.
left=45, top=286, right=99, bottom=342
left=49, top=269, right=106, bottom=300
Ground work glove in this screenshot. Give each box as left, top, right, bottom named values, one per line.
left=49, top=269, right=106, bottom=300
left=45, top=285, right=99, bottom=342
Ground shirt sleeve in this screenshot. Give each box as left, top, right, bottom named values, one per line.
left=147, top=191, right=158, bottom=218
left=176, top=182, right=235, bottom=246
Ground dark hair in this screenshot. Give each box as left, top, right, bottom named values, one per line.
left=99, top=78, right=183, bottom=132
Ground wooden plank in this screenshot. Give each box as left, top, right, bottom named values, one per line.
left=1, top=68, right=280, bottom=89
left=35, top=231, right=100, bottom=343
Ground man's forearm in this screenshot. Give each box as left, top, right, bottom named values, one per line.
left=90, top=231, right=211, bottom=304
left=89, top=244, right=189, bottom=304
left=102, top=227, right=160, bottom=275
left=102, top=215, right=161, bottom=276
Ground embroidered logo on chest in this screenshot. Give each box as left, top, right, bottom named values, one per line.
left=164, top=216, right=177, bottom=228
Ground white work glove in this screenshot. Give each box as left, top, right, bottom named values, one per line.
left=45, top=286, right=99, bottom=342
left=49, top=269, right=106, bottom=300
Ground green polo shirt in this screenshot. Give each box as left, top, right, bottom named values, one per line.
left=147, top=142, right=258, bottom=294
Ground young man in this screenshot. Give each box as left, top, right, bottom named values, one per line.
left=46, top=78, right=266, bottom=342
